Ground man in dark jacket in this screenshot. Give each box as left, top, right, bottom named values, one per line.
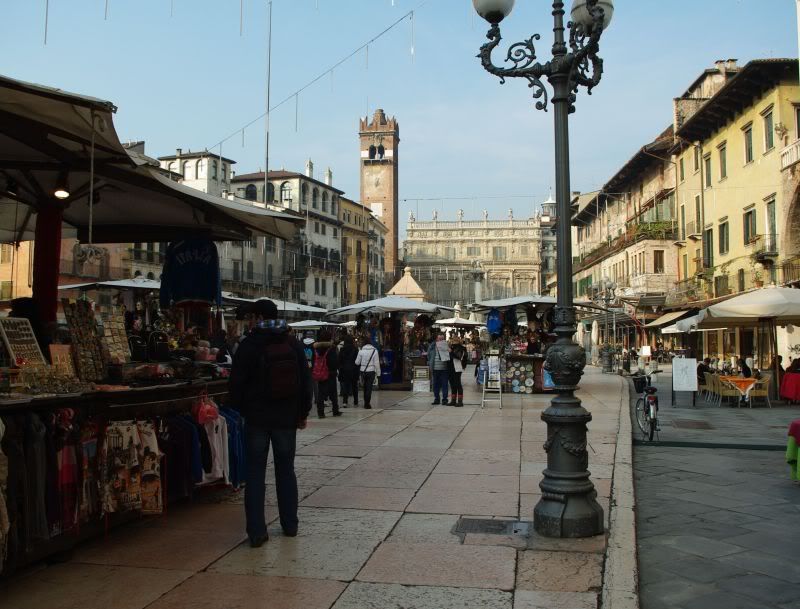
left=312, top=330, right=340, bottom=418
left=229, top=300, right=311, bottom=548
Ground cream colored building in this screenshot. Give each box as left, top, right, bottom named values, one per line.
left=404, top=207, right=546, bottom=306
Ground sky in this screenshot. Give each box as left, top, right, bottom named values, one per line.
left=2, top=0, right=798, bottom=239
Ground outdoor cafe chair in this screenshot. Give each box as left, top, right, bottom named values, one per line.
left=748, top=376, right=772, bottom=409
left=718, top=377, right=740, bottom=407
left=707, top=373, right=721, bottom=406
left=701, top=372, right=712, bottom=400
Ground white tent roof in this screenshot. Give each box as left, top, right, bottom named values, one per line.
left=326, top=296, right=451, bottom=318
left=472, top=295, right=596, bottom=311
left=677, top=287, right=800, bottom=330
left=221, top=294, right=326, bottom=314
left=59, top=277, right=162, bottom=291
left=289, top=320, right=341, bottom=329
left=434, top=317, right=485, bottom=328
left=0, top=74, right=301, bottom=243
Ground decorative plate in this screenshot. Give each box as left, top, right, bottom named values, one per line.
left=525, top=379, right=534, bottom=387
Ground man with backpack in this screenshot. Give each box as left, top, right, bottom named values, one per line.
left=229, top=300, right=311, bottom=548
left=312, top=329, right=340, bottom=418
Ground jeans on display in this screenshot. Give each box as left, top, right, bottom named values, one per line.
left=432, top=370, right=450, bottom=403
left=362, top=371, right=376, bottom=407
left=244, top=425, right=298, bottom=541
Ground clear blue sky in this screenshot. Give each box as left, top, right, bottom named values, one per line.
left=2, top=0, right=797, bottom=235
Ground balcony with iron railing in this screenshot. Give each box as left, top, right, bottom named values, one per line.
left=753, top=233, right=779, bottom=262
left=59, top=259, right=128, bottom=281
left=684, top=220, right=701, bottom=240
left=572, top=222, right=676, bottom=273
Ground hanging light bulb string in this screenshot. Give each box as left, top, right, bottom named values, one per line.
left=206, top=1, right=430, bottom=152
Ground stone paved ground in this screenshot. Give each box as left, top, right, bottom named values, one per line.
left=633, top=367, right=800, bottom=609
left=1, top=367, right=625, bottom=609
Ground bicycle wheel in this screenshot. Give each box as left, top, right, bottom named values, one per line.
left=648, top=416, right=656, bottom=441
left=635, top=397, right=647, bottom=434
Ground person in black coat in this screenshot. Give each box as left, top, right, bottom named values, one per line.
left=228, top=299, right=311, bottom=548
left=312, top=329, right=340, bottom=418
left=338, top=335, right=359, bottom=407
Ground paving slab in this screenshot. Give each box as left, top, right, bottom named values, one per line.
left=356, top=541, right=517, bottom=590
left=147, top=572, right=347, bottom=609
left=407, top=487, right=519, bottom=517
left=301, top=485, right=416, bottom=511
left=0, top=563, right=193, bottom=609
left=387, top=513, right=463, bottom=544
left=333, top=582, right=513, bottom=609
left=513, top=590, right=598, bottom=609
left=516, top=550, right=603, bottom=593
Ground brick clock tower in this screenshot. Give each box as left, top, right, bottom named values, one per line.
left=360, top=109, right=400, bottom=278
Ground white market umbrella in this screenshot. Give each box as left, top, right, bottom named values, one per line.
left=289, top=320, right=341, bottom=329
left=434, top=317, right=485, bottom=328
left=326, top=296, right=452, bottom=318
left=677, top=287, right=800, bottom=330
left=59, top=277, right=162, bottom=291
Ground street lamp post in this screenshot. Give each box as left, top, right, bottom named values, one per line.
left=473, top=0, right=612, bottom=538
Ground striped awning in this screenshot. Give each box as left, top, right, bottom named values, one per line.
left=644, top=310, right=693, bottom=328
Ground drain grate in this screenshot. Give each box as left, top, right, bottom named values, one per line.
left=454, top=518, right=530, bottom=536
left=672, top=419, right=714, bottom=430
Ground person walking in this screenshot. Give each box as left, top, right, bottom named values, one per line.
left=229, top=300, right=311, bottom=548
left=355, top=337, right=381, bottom=409
left=338, top=335, right=359, bottom=407
left=448, top=336, right=468, bottom=407
left=312, top=330, right=340, bottom=418
left=428, top=333, right=451, bottom=405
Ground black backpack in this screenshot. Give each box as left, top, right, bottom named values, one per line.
left=261, top=336, right=300, bottom=400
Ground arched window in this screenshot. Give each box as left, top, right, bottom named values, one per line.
left=196, top=159, right=205, bottom=179
left=212, top=161, right=218, bottom=180
left=245, top=184, right=258, bottom=201
left=322, top=192, right=329, bottom=213
left=183, top=161, right=193, bottom=179
left=221, top=164, right=227, bottom=183
left=377, top=145, right=385, bottom=159
left=301, top=183, right=309, bottom=205
left=267, top=183, right=275, bottom=202
left=368, top=145, right=376, bottom=159
left=146, top=272, right=155, bottom=280
left=246, top=261, right=254, bottom=281
left=331, top=196, right=337, bottom=216
left=134, top=270, right=142, bottom=278
left=280, top=182, right=292, bottom=202
left=167, top=162, right=176, bottom=174
left=267, top=264, right=273, bottom=286
left=312, top=188, right=319, bottom=209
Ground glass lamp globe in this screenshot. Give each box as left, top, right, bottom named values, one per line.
left=472, top=0, right=515, bottom=24
left=570, top=0, right=614, bottom=30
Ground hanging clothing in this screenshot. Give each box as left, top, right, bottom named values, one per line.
left=137, top=421, right=163, bottom=515
left=788, top=420, right=800, bottom=481
left=79, top=422, right=100, bottom=522
left=159, top=238, right=222, bottom=308
left=99, top=421, right=143, bottom=514
left=24, top=413, right=49, bottom=543
left=0, top=418, right=9, bottom=572
left=202, top=416, right=228, bottom=485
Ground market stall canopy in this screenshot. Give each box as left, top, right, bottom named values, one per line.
left=326, top=296, right=452, bottom=318
left=221, top=293, right=327, bottom=315
left=472, top=295, right=596, bottom=312
left=58, top=277, right=162, bottom=291
left=644, top=310, right=693, bottom=328
left=434, top=317, right=485, bottom=328
left=676, top=287, right=800, bottom=331
left=289, top=320, right=341, bottom=329
left=0, top=74, right=302, bottom=243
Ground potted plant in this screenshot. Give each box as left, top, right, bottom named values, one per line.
left=752, top=269, right=764, bottom=288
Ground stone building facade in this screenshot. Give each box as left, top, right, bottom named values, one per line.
left=404, top=207, right=547, bottom=307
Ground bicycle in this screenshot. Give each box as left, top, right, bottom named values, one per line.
left=632, top=370, right=661, bottom=441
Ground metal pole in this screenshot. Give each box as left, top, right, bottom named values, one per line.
left=264, top=1, right=273, bottom=204
left=533, top=1, right=603, bottom=538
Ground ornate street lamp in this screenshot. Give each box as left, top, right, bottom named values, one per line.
left=598, top=277, right=617, bottom=373
left=473, top=0, right=613, bottom=538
